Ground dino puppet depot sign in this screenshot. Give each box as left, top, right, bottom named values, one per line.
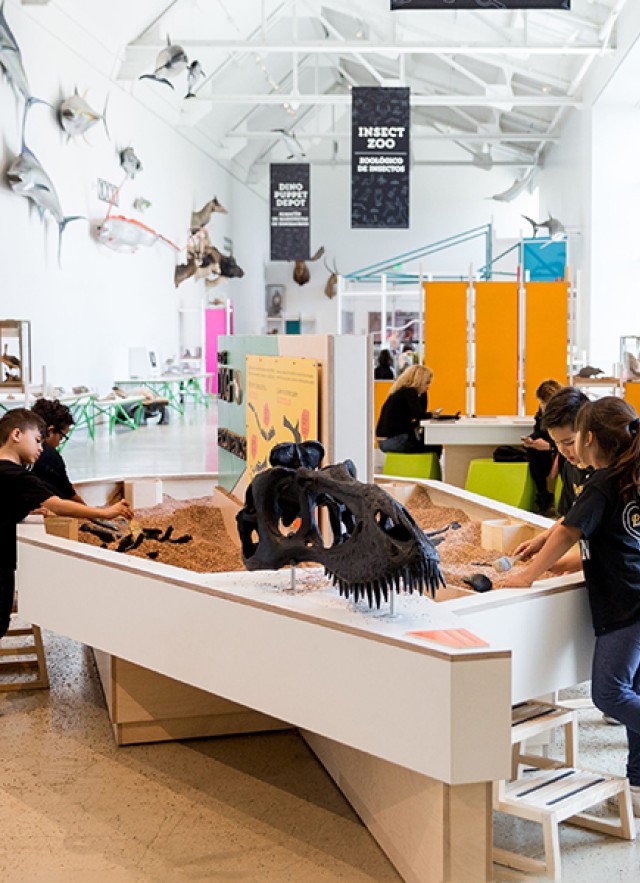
left=351, top=87, right=410, bottom=229
left=390, top=1, right=569, bottom=8
left=270, top=163, right=310, bottom=261
left=245, top=355, right=318, bottom=482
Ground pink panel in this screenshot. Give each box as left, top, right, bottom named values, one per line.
left=205, top=308, right=228, bottom=394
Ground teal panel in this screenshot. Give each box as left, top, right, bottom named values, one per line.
left=523, top=239, right=566, bottom=282
left=217, top=335, right=280, bottom=494
left=285, top=319, right=301, bottom=334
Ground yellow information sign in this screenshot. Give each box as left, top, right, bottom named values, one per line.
left=246, top=355, right=319, bottom=480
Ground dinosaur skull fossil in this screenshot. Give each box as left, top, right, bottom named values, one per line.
left=236, top=453, right=445, bottom=608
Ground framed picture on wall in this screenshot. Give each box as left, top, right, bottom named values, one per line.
left=266, top=284, right=285, bottom=318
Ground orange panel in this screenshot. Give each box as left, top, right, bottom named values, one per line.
left=373, top=380, right=394, bottom=448
left=524, top=282, right=568, bottom=415
left=624, top=382, right=640, bottom=415
left=475, top=282, right=519, bottom=416
left=424, top=281, right=467, bottom=414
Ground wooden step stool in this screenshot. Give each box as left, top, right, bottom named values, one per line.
left=511, top=700, right=578, bottom=779
left=494, top=766, right=635, bottom=881
left=0, top=620, right=49, bottom=692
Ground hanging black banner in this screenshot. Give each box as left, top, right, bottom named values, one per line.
left=391, top=1, right=569, bottom=9
left=351, top=87, right=410, bottom=229
left=270, top=163, right=310, bottom=261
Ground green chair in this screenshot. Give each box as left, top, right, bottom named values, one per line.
left=465, top=458, right=536, bottom=511
left=382, top=451, right=442, bottom=481
left=554, top=473, right=563, bottom=510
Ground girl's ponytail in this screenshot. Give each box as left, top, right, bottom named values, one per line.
left=578, top=398, right=640, bottom=500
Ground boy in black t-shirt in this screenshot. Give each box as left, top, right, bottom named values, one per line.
left=514, top=386, right=592, bottom=561
left=31, top=398, right=85, bottom=502
left=0, top=409, right=132, bottom=639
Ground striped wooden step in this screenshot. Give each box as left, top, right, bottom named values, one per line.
left=511, top=700, right=577, bottom=779
left=0, top=623, right=49, bottom=692
left=494, top=767, right=635, bottom=881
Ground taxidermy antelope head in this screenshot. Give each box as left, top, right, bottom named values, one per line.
left=323, top=257, right=339, bottom=299
left=293, top=245, right=325, bottom=286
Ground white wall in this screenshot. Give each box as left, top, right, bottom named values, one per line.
left=589, top=100, right=640, bottom=372
left=228, top=175, right=269, bottom=335
left=536, top=110, right=590, bottom=359
left=0, top=0, right=234, bottom=393
left=536, top=1, right=640, bottom=372
left=259, top=163, right=539, bottom=336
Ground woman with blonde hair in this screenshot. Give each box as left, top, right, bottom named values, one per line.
left=376, top=364, right=440, bottom=454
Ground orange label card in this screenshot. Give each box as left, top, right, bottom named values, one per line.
left=407, top=628, right=490, bottom=649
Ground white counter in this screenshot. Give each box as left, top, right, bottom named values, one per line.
left=15, top=476, right=592, bottom=883
left=420, top=416, right=536, bottom=486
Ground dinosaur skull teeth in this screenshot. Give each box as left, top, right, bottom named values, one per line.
left=236, top=449, right=446, bottom=610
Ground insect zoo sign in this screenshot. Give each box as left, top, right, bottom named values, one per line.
left=351, top=87, right=410, bottom=229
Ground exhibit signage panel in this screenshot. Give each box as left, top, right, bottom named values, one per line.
left=270, top=163, right=310, bottom=261
left=351, top=87, right=410, bottom=229
left=245, top=355, right=318, bottom=481
left=390, top=1, right=569, bottom=8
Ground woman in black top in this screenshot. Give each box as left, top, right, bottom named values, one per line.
left=498, top=397, right=640, bottom=808
left=376, top=364, right=440, bottom=454
left=374, top=349, right=394, bottom=380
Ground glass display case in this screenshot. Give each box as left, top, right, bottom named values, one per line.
left=0, top=319, right=31, bottom=390
left=621, top=336, right=640, bottom=382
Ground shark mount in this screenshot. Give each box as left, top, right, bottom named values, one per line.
left=236, top=441, right=445, bottom=611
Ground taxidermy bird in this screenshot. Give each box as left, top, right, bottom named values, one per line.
left=185, top=60, right=205, bottom=99
left=271, top=129, right=306, bottom=160
left=2, top=344, right=20, bottom=370
left=138, top=36, right=188, bottom=89
left=522, top=213, right=565, bottom=240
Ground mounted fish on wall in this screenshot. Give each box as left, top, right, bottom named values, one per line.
left=97, top=216, right=180, bottom=254
left=96, top=177, right=178, bottom=254
left=58, top=89, right=109, bottom=141
left=0, top=1, right=30, bottom=102
left=119, top=146, right=143, bottom=179
left=6, top=101, right=84, bottom=259
left=138, top=36, right=204, bottom=100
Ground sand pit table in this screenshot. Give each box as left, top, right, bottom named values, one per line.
left=16, top=475, right=593, bottom=883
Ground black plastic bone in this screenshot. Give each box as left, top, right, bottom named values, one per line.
left=80, top=522, right=117, bottom=543
left=236, top=450, right=445, bottom=608
left=425, top=521, right=462, bottom=540
left=462, top=574, right=493, bottom=593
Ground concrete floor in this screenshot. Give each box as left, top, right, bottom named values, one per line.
left=2, top=406, right=639, bottom=881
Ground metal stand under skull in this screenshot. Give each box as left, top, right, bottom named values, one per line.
left=236, top=441, right=446, bottom=618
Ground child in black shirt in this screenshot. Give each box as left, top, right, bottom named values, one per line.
left=522, top=378, right=562, bottom=514
left=514, top=386, right=592, bottom=561
left=31, top=398, right=85, bottom=502
left=497, top=397, right=640, bottom=811
left=0, top=409, right=132, bottom=639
